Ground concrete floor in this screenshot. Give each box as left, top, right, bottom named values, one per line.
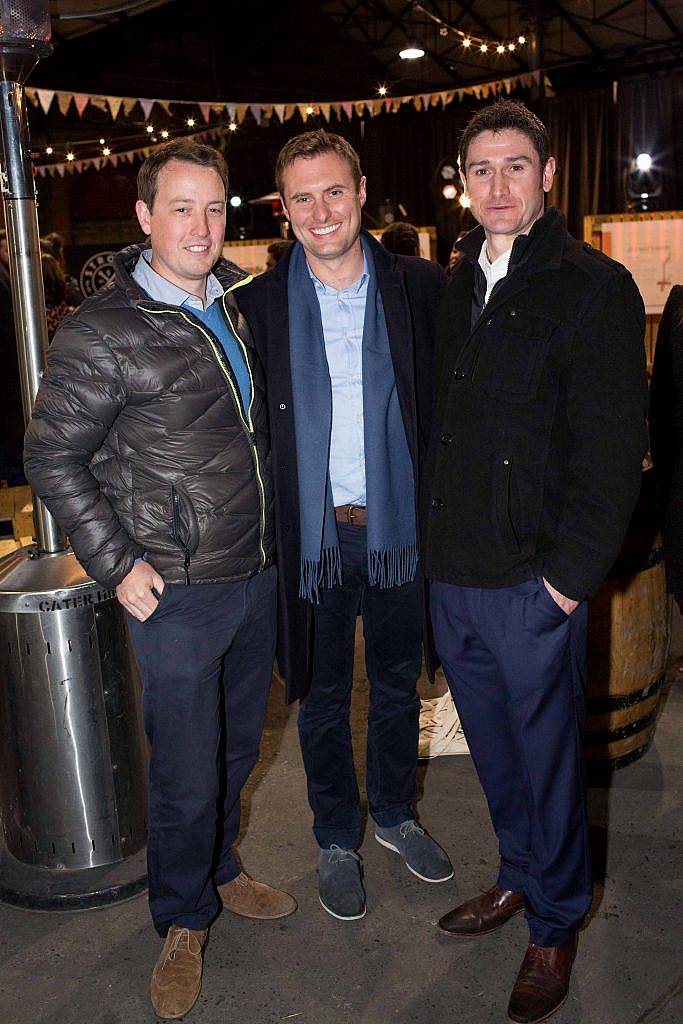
left=1, top=626, right=682, bottom=1024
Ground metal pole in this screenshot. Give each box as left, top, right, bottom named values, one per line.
left=0, top=46, right=65, bottom=553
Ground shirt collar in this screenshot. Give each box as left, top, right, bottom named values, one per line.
left=478, top=238, right=512, bottom=282
left=132, top=248, right=224, bottom=311
left=306, top=253, right=369, bottom=296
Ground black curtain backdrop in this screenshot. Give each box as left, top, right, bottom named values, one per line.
left=223, top=71, right=683, bottom=259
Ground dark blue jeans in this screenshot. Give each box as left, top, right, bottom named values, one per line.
left=126, top=566, right=276, bottom=937
left=298, top=523, right=422, bottom=850
left=430, top=578, right=593, bottom=947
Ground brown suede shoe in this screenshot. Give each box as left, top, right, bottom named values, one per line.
left=218, top=871, right=297, bottom=920
left=150, top=925, right=207, bottom=1020
left=438, top=885, right=525, bottom=937
left=507, top=936, right=578, bottom=1024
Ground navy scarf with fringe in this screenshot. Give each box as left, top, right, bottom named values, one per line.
left=288, top=235, right=417, bottom=602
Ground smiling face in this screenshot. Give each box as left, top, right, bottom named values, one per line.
left=461, top=128, right=555, bottom=254
left=280, top=151, right=366, bottom=270
left=135, top=159, right=226, bottom=298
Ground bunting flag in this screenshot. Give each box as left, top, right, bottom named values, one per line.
left=26, top=68, right=545, bottom=134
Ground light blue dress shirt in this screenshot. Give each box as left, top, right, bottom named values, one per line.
left=308, top=258, right=369, bottom=506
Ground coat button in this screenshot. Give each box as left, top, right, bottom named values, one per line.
left=486, top=318, right=493, bottom=326
left=279, top=403, right=286, bottom=410
left=440, top=433, right=453, bottom=445
left=453, top=368, right=466, bottom=380
left=280, top=464, right=288, bottom=471
left=431, top=497, right=444, bottom=511
left=509, top=309, right=517, bottom=317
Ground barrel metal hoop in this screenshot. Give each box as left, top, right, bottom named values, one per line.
left=584, top=705, right=659, bottom=746
left=585, top=673, right=665, bottom=714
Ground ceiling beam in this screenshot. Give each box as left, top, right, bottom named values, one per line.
left=543, top=0, right=608, bottom=62
left=647, top=0, right=683, bottom=46
left=363, top=0, right=465, bottom=81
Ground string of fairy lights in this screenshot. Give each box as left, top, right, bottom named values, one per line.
left=413, top=3, right=527, bottom=56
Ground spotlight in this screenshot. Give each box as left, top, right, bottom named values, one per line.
left=508, top=43, right=516, bottom=51
left=399, top=41, right=425, bottom=60
left=635, top=152, right=652, bottom=171
left=228, top=122, right=238, bottom=132
left=459, top=193, right=471, bottom=209
left=497, top=45, right=506, bottom=54
left=440, top=164, right=457, bottom=181
left=161, top=130, right=169, bottom=139
left=102, top=147, right=111, bottom=156
left=66, top=152, right=75, bottom=161
left=187, top=117, right=195, bottom=127
left=442, top=183, right=457, bottom=200
left=518, top=35, right=526, bottom=44
left=146, top=125, right=154, bottom=134
left=230, top=195, right=242, bottom=208
left=99, top=138, right=105, bottom=145
left=462, top=38, right=472, bottom=48
left=378, top=85, right=387, bottom=96
left=45, top=146, right=53, bottom=155
left=480, top=43, right=488, bottom=53
left=305, top=105, right=315, bottom=115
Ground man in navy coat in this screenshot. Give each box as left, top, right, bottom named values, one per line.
left=239, top=130, right=451, bottom=920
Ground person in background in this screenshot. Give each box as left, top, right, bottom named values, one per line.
left=380, top=220, right=420, bottom=257
left=265, top=238, right=294, bottom=270
left=239, top=130, right=452, bottom=923
left=445, top=231, right=468, bottom=276
left=650, top=284, right=683, bottom=609
left=42, top=231, right=82, bottom=306
left=423, top=100, right=647, bottom=1024
left=41, top=253, right=75, bottom=341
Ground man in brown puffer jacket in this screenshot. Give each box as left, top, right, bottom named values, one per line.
left=24, top=140, right=295, bottom=1020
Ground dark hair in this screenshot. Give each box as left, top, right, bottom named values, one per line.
left=137, top=139, right=229, bottom=210
left=43, top=231, right=65, bottom=264
left=41, top=253, right=67, bottom=306
left=275, top=129, right=362, bottom=198
left=266, top=239, right=294, bottom=263
left=458, top=100, right=550, bottom=175
left=380, top=221, right=420, bottom=257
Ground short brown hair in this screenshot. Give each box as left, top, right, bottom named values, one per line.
left=381, top=221, right=420, bottom=257
left=458, top=100, right=550, bottom=175
left=275, top=130, right=362, bottom=198
left=137, top=139, right=229, bottom=210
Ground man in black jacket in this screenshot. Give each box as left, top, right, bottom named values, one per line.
left=24, top=141, right=295, bottom=1020
left=239, top=130, right=452, bottom=922
left=423, top=101, right=648, bottom=1024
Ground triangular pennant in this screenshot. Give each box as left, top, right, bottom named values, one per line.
left=65, top=162, right=75, bottom=174
left=140, top=98, right=155, bottom=119
left=123, top=97, right=138, bottom=116
left=199, top=102, right=211, bottom=122
left=37, top=89, right=54, bottom=115
left=92, top=158, right=101, bottom=170
left=297, top=104, right=309, bottom=122
left=47, top=165, right=57, bottom=177
left=158, top=100, right=172, bottom=114
left=226, top=104, right=236, bottom=121
left=235, top=104, right=248, bottom=123
left=250, top=104, right=262, bottom=125
left=110, top=154, right=119, bottom=166
left=57, top=92, right=72, bottom=116
left=342, top=101, right=353, bottom=119
left=108, top=95, right=123, bottom=119
left=90, top=96, right=108, bottom=112
left=25, top=88, right=39, bottom=107
left=320, top=103, right=331, bottom=121
left=73, top=93, right=90, bottom=116
left=274, top=104, right=285, bottom=122
left=36, top=165, right=46, bottom=177
left=211, top=103, right=226, bottom=115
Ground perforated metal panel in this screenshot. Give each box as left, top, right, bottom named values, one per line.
left=0, top=1, right=50, bottom=41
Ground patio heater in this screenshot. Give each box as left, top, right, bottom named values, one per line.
left=0, top=1, right=148, bottom=909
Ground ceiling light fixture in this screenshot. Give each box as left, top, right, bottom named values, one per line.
left=399, top=40, right=425, bottom=60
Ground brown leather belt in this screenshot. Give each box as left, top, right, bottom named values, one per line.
left=335, top=504, right=367, bottom=526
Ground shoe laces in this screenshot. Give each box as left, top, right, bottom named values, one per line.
left=399, top=820, right=425, bottom=840
left=165, top=927, right=201, bottom=964
left=327, top=844, right=360, bottom=865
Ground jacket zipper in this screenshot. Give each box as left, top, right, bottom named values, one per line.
left=171, top=486, right=192, bottom=584
left=139, top=290, right=267, bottom=572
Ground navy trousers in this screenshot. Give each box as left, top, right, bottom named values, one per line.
left=298, top=523, right=422, bottom=850
left=430, top=578, right=592, bottom=947
left=126, top=566, right=276, bottom=937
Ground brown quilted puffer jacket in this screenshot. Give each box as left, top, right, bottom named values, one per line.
left=24, top=244, right=274, bottom=588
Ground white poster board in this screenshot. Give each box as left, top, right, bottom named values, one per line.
left=601, top=218, right=683, bottom=314
left=223, top=229, right=433, bottom=276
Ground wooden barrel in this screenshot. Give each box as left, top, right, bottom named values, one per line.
left=585, top=500, right=671, bottom=771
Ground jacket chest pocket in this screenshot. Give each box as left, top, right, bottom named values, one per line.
left=477, top=309, right=559, bottom=402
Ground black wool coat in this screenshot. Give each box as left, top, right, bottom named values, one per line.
left=238, top=231, right=445, bottom=703
left=650, top=285, right=683, bottom=597
left=422, top=208, right=649, bottom=601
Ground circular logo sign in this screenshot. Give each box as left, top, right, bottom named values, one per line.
left=79, top=251, right=115, bottom=297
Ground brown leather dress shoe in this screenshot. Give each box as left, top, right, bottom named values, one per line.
left=218, top=871, right=297, bottom=920
left=150, top=925, right=208, bottom=1020
left=507, top=936, right=578, bottom=1024
left=438, top=885, right=525, bottom=937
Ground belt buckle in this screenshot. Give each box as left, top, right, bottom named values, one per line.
left=347, top=505, right=358, bottom=524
